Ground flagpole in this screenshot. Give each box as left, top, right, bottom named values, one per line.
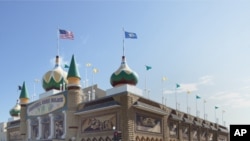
left=215, top=107, right=217, bottom=123
left=122, top=27, right=125, bottom=56
left=203, top=99, right=206, bottom=120
left=186, top=92, right=189, bottom=113
left=175, top=87, right=177, bottom=110
left=145, top=70, right=148, bottom=98
left=161, top=78, right=164, bottom=104
left=57, top=27, right=60, bottom=56
left=196, top=96, right=198, bottom=116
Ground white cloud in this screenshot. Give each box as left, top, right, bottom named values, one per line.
left=163, top=83, right=198, bottom=95
left=163, top=75, right=214, bottom=95
left=198, top=75, right=214, bottom=85
left=209, top=91, right=250, bottom=108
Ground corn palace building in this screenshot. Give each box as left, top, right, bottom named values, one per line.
left=6, top=55, right=229, bottom=141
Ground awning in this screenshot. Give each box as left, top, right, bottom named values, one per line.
left=210, top=125, right=217, bottom=131
left=219, top=127, right=228, bottom=133
left=170, top=114, right=182, bottom=121
left=75, top=100, right=120, bottom=115
left=183, top=118, right=193, bottom=124
left=194, top=121, right=202, bottom=127
left=203, top=124, right=210, bottom=129
left=133, top=101, right=167, bottom=115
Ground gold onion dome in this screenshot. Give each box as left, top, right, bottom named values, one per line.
left=42, top=56, right=68, bottom=91
left=9, top=100, right=21, bottom=117
left=110, top=56, right=138, bottom=87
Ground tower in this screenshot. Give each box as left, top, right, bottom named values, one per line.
left=19, top=81, right=29, bottom=140
left=66, top=55, right=83, bottom=140
left=109, top=55, right=140, bottom=141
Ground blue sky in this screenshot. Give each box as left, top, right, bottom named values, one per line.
left=1, top=0, right=250, bottom=128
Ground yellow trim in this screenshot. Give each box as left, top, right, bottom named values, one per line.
left=20, top=98, right=29, bottom=104
left=68, top=77, right=80, bottom=85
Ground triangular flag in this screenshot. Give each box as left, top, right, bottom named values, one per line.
left=64, top=64, right=69, bottom=68
left=196, top=95, right=201, bottom=99
left=176, top=83, right=180, bottom=88
left=162, top=76, right=167, bottom=81
left=86, top=63, right=92, bottom=67
left=93, top=68, right=99, bottom=73
left=145, top=65, right=152, bottom=71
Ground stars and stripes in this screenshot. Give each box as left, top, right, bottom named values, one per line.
left=59, top=29, right=74, bottom=40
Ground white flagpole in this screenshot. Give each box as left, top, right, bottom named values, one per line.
left=175, top=87, right=177, bottom=110
left=196, top=96, right=197, bottom=116
left=57, top=27, right=60, bottom=56
left=122, top=27, right=125, bottom=56
left=203, top=99, right=206, bottom=119
left=161, top=77, right=164, bottom=104
left=186, top=92, right=189, bottom=113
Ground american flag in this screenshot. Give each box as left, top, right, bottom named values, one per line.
left=59, top=29, right=74, bottom=40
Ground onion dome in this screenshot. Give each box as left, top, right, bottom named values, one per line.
left=110, top=56, right=138, bottom=87
left=42, top=56, right=68, bottom=91
left=9, top=100, right=21, bottom=117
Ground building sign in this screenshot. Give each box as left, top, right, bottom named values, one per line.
left=27, top=95, right=65, bottom=116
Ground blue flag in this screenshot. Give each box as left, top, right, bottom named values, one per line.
left=125, top=31, right=137, bottom=39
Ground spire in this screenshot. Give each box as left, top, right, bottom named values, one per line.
left=55, top=55, right=60, bottom=67
left=67, top=55, right=81, bottom=89
left=67, top=55, right=81, bottom=79
left=19, top=81, right=29, bottom=104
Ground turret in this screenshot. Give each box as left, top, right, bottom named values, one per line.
left=19, top=81, right=29, bottom=104
left=65, top=55, right=82, bottom=140
left=67, top=55, right=81, bottom=89
left=19, top=81, right=29, bottom=140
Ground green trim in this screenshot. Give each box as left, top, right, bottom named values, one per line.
left=19, top=81, right=29, bottom=99
left=67, top=55, right=81, bottom=79
left=43, top=77, right=67, bottom=91
left=110, top=70, right=138, bottom=87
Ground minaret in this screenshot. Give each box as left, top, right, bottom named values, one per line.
left=19, top=81, right=29, bottom=140
left=66, top=55, right=83, bottom=140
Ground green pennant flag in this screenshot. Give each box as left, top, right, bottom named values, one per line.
left=196, top=95, right=201, bottom=99
left=145, top=65, right=152, bottom=70
left=176, top=83, right=180, bottom=88
left=64, top=64, right=69, bottom=68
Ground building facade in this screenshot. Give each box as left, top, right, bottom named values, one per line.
left=6, top=55, right=229, bottom=141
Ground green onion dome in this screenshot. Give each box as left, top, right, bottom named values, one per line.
left=9, top=100, right=21, bottom=117
left=110, top=56, right=138, bottom=87
left=42, top=56, right=68, bottom=91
